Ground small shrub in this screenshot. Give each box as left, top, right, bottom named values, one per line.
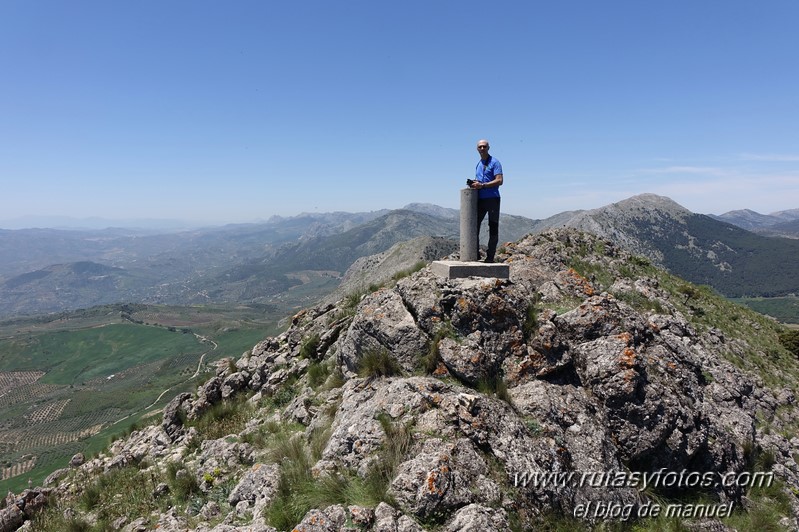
left=299, top=333, right=321, bottom=360
left=419, top=321, right=458, bottom=375
left=678, top=284, right=701, bottom=305
left=778, top=329, right=799, bottom=358
left=309, top=421, right=334, bottom=460
left=754, top=448, right=776, bottom=472
left=264, top=426, right=324, bottom=529
left=495, top=377, right=511, bottom=404
left=344, top=290, right=366, bottom=312
left=307, top=360, right=331, bottom=388
left=166, top=461, right=200, bottom=502
left=262, top=376, right=299, bottom=410
left=525, top=417, right=543, bottom=436
left=79, top=482, right=103, bottom=511
left=187, top=395, right=255, bottom=439
left=613, top=290, right=666, bottom=314
left=420, top=335, right=444, bottom=375
left=523, top=301, right=538, bottom=340
left=64, top=518, right=94, bottom=532
left=357, top=348, right=402, bottom=378
left=264, top=413, right=414, bottom=529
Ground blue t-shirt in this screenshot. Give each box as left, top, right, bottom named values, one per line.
left=475, top=156, right=502, bottom=199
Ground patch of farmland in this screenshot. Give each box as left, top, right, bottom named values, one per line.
left=160, top=351, right=203, bottom=369
left=1, top=455, right=36, bottom=481
left=23, top=423, right=104, bottom=451
left=12, top=410, right=119, bottom=453
left=0, top=431, right=21, bottom=448
left=25, top=399, right=71, bottom=424
left=129, top=308, right=221, bottom=327
left=0, top=371, right=45, bottom=398
left=0, top=382, right=65, bottom=408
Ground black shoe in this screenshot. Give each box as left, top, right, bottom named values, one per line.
left=483, top=257, right=494, bottom=263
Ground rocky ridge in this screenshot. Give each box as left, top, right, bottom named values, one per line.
left=5, top=228, right=799, bottom=531
left=323, top=236, right=459, bottom=306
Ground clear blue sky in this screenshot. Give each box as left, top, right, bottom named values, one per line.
left=2, top=0, right=798, bottom=227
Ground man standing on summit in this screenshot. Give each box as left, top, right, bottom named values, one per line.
left=469, top=139, right=503, bottom=262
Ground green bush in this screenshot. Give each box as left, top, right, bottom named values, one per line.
left=778, top=329, right=799, bottom=358
left=323, top=368, right=346, bottom=390
left=523, top=301, right=538, bottom=340
left=299, top=333, right=321, bottom=360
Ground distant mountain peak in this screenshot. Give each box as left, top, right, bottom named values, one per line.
left=711, top=207, right=798, bottom=232
left=771, top=208, right=799, bottom=220
left=607, top=193, right=693, bottom=217
left=551, top=194, right=693, bottom=247
left=723, top=208, right=763, bottom=216
left=401, top=203, right=459, bottom=219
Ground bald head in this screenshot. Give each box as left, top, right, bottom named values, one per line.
left=476, top=139, right=490, bottom=159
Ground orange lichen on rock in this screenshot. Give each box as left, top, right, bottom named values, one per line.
left=619, top=347, right=636, bottom=369
left=426, top=468, right=446, bottom=496
left=433, top=362, right=449, bottom=377
left=566, top=268, right=596, bottom=296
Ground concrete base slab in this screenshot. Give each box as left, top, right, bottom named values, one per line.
left=431, top=260, right=509, bottom=280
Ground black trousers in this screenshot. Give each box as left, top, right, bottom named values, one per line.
left=476, top=197, right=500, bottom=261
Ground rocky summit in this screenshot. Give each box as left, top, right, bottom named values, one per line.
left=5, top=228, right=799, bottom=531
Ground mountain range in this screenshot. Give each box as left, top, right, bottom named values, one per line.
left=711, top=207, right=799, bottom=238
left=1, top=194, right=798, bottom=319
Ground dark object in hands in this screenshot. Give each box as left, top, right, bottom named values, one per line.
left=466, top=179, right=475, bottom=187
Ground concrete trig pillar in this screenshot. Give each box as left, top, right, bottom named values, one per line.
left=430, top=187, right=508, bottom=279
left=460, top=188, right=478, bottom=262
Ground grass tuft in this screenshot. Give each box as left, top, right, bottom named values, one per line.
left=357, top=348, right=402, bottom=378
left=185, top=393, right=255, bottom=440
left=307, top=360, right=332, bottom=388
left=476, top=371, right=512, bottom=405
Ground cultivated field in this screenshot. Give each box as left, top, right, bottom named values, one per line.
left=0, top=303, right=285, bottom=493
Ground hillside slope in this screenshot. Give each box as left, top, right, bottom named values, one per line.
left=536, top=193, right=799, bottom=297
left=10, top=228, right=799, bottom=531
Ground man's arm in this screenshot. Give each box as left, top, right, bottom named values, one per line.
left=476, top=174, right=502, bottom=189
